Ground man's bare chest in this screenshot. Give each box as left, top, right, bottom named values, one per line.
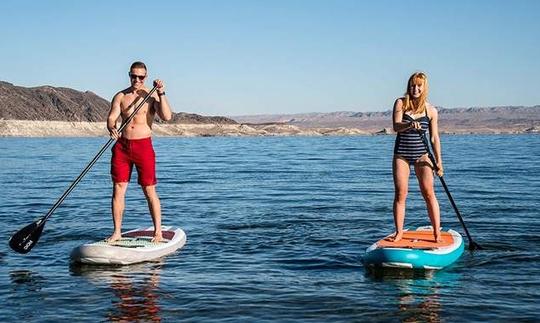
left=120, top=94, right=152, bottom=116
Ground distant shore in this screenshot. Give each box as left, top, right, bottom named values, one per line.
left=0, top=120, right=537, bottom=137
left=0, top=120, right=370, bottom=137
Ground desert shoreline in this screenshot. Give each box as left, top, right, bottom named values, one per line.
left=0, top=120, right=537, bottom=137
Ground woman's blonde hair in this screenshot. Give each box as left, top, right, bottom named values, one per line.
left=403, top=72, right=428, bottom=114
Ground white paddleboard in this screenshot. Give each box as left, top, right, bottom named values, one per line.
left=70, top=226, right=186, bottom=265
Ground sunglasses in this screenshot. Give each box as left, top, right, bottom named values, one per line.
left=129, top=73, right=146, bottom=80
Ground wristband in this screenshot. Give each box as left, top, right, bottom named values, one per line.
left=158, top=91, right=166, bottom=96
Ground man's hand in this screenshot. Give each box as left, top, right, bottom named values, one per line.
left=108, top=125, right=120, bottom=139
left=153, top=79, right=165, bottom=94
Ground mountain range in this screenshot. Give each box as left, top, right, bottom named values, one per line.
left=1, top=81, right=539, bottom=135
left=233, top=106, right=540, bottom=134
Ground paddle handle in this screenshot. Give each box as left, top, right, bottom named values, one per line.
left=42, top=86, right=157, bottom=222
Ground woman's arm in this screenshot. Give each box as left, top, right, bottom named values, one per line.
left=428, top=105, right=444, bottom=176
left=393, top=98, right=418, bottom=132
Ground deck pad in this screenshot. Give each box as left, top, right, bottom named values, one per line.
left=377, top=230, right=454, bottom=249
left=88, top=230, right=176, bottom=248
left=91, top=238, right=166, bottom=248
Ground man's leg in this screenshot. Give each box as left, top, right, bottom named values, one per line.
left=142, top=185, right=162, bottom=242
left=107, top=182, right=129, bottom=242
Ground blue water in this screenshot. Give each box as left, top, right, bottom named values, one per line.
left=0, top=135, right=539, bottom=322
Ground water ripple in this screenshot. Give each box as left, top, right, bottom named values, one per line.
left=0, top=135, right=539, bottom=321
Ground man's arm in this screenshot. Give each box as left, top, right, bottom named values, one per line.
left=153, top=79, right=172, bottom=121
left=107, top=92, right=122, bottom=139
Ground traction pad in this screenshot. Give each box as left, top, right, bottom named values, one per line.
left=377, top=230, right=454, bottom=249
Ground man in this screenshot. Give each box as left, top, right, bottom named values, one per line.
left=106, top=61, right=172, bottom=242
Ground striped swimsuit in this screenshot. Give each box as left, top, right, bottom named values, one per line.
left=394, top=111, right=430, bottom=164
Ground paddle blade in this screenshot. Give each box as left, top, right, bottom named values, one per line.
left=468, top=241, right=482, bottom=251
left=9, top=218, right=46, bottom=254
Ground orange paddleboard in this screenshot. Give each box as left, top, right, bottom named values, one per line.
left=364, top=227, right=464, bottom=269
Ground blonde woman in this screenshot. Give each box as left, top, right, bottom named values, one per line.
left=391, top=72, right=443, bottom=242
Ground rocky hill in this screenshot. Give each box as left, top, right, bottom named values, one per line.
left=0, top=81, right=109, bottom=121
left=0, top=81, right=237, bottom=124
left=168, top=112, right=237, bottom=125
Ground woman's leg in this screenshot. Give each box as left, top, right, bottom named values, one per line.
left=392, top=156, right=410, bottom=242
left=415, top=156, right=441, bottom=242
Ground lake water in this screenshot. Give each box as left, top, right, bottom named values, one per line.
left=0, top=135, right=539, bottom=322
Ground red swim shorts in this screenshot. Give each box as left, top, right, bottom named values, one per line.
left=111, top=137, right=157, bottom=186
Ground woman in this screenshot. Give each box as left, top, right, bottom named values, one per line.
left=391, top=72, right=443, bottom=242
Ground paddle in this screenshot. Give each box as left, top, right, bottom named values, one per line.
left=419, top=130, right=481, bottom=251
left=9, top=86, right=158, bottom=254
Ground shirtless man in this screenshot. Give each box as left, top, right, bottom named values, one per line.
left=106, top=61, right=172, bottom=242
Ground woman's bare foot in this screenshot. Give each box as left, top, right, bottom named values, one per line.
left=151, top=231, right=163, bottom=243
left=434, top=231, right=442, bottom=243
left=389, top=231, right=403, bottom=242
left=106, top=232, right=122, bottom=243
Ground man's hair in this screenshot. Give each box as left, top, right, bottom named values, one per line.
left=130, top=61, right=147, bottom=71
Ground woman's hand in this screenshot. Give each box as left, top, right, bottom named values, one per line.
left=435, top=162, right=444, bottom=177
left=410, top=121, right=421, bottom=130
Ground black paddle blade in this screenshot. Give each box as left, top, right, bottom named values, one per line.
left=468, top=241, right=482, bottom=251
left=9, top=218, right=46, bottom=254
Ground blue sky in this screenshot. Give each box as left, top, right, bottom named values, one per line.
left=2, top=0, right=539, bottom=116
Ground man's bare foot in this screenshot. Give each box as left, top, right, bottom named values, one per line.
left=151, top=231, right=163, bottom=243
left=388, top=231, right=403, bottom=242
left=106, top=232, right=122, bottom=243
left=434, top=232, right=442, bottom=243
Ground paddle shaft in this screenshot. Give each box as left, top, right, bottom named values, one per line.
left=419, top=131, right=478, bottom=249
left=41, top=86, right=157, bottom=223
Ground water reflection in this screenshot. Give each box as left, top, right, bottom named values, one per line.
left=366, top=268, right=459, bottom=323
left=10, top=270, right=46, bottom=292
left=70, top=262, right=163, bottom=322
